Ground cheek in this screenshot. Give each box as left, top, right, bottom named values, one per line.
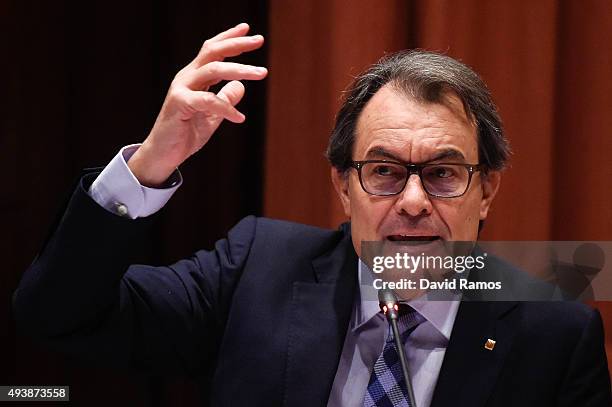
left=348, top=182, right=391, bottom=239
left=436, top=196, right=482, bottom=239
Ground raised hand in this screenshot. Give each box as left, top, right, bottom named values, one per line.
left=128, top=23, right=267, bottom=186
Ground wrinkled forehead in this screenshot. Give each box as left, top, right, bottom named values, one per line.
left=353, top=85, right=478, bottom=163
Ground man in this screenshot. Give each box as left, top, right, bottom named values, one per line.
left=13, top=23, right=611, bottom=406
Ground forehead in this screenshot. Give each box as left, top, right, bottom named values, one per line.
left=354, top=84, right=478, bottom=163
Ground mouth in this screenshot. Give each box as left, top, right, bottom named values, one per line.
left=386, top=235, right=441, bottom=243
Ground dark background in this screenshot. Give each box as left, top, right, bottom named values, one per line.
left=2, top=1, right=267, bottom=405
left=2, top=0, right=612, bottom=406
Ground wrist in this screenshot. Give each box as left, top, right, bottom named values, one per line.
left=127, top=143, right=177, bottom=187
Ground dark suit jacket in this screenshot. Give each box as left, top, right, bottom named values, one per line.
left=13, top=173, right=612, bottom=406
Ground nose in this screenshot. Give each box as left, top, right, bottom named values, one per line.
left=393, top=174, right=433, bottom=217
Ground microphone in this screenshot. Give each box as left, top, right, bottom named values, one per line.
left=378, top=289, right=418, bottom=407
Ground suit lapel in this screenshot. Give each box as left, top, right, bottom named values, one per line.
left=283, top=229, right=357, bottom=407
left=430, top=299, right=519, bottom=407
left=430, top=246, right=524, bottom=407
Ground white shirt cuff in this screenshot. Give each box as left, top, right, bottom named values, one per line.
left=88, top=144, right=182, bottom=219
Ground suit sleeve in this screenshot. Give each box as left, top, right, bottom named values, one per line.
left=12, top=172, right=257, bottom=376
left=557, top=308, right=612, bottom=406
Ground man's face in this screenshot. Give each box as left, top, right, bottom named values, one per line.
left=332, top=83, right=500, bottom=257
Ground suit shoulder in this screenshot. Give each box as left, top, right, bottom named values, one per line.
left=520, top=301, right=600, bottom=337
left=254, top=217, right=336, bottom=237
left=523, top=300, right=595, bottom=320
left=247, top=217, right=349, bottom=257
left=206, top=216, right=349, bottom=261
left=484, top=253, right=599, bottom=327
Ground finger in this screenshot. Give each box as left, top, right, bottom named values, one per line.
left=207, top=22, right=250, bottom=43
left=186, top=61, right=267, bottom=89
left=194, top=35, right=264, bottom=67
left=217, top=81, right=245, bottom=106
left=183, top=90, right=245, bottom=123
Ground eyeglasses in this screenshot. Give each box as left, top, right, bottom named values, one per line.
left=350, top=160, right=483, bottom=198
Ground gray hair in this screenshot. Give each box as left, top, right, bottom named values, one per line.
left=326, top=50, right=510, bottom=172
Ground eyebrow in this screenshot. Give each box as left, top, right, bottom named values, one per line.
left=364, top=147, right=466, bottom=163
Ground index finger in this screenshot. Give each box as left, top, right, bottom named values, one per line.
left=207, top=22, right=250, bottom=43
left=194, top=35, right=264, bottom=68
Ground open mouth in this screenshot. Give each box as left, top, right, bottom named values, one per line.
left=386, top=235, right=440, bottom=243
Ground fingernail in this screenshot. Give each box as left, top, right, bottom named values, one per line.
left=255, top=67, right=267, bottom=74
left=252, top=34, right=263, bottom=41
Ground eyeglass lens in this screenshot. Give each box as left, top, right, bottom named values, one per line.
left=360, top=162, right=470, bottom=197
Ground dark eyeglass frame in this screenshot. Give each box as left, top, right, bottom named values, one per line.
left=350, top=160, right=484, bottom=198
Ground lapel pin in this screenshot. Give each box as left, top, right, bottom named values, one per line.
left=484, top=338, right=496, bottom=351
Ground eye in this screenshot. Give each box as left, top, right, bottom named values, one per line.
left=431, top=166, right=456, bottom=178
left=374, top=165, right=394, bottom=176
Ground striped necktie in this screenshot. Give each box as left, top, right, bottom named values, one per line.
left=363, top=306, right=424, bottom=407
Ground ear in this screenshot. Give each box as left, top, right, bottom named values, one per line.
left=479, top=171, right=501, bottom=220
left=331, top=167, right=351, bottom=218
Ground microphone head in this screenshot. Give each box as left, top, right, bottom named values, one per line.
left=378, top=288, right=398, bottom=304
left=378, top=289, right=399, bottom=316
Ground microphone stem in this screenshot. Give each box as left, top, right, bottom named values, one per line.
left=389, top=316, right=417, bottom=407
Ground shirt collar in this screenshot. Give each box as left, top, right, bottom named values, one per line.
left=355, top=259, right=460, bottom=340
